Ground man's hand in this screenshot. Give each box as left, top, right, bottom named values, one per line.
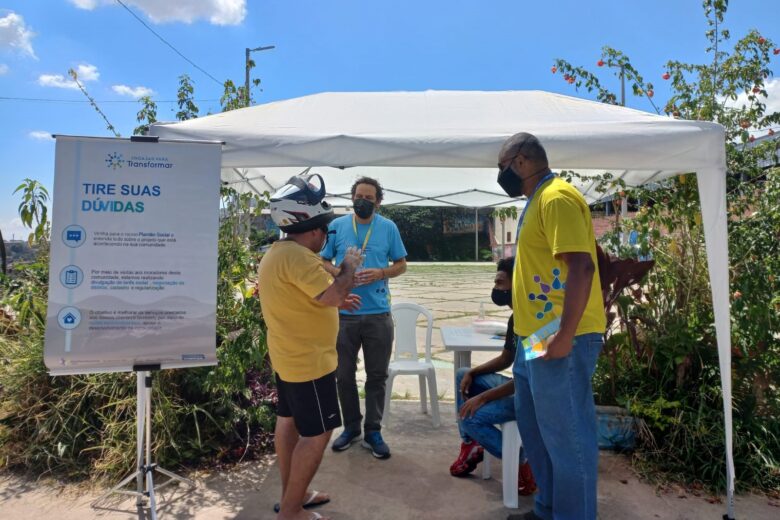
left=341, top=246, right=362, bottom=272
left=542, top=330, right=575, bottom=360
left=355, top=268, right=384, bottom=286
left=459, top=370, right=474, bottom=399
left=338, top=293, right=362, bottom=312
left=459, top=394, right=487, bottom=419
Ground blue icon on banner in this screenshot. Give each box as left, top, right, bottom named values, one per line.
left=62, top=225, right=86, bottom=248
left=59, top=265, right=84, bottom=288
left=57, top=307, right=82, bottom=330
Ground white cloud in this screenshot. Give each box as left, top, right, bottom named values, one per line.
left=0, top=12, right=36, bottom=58
left=723, top=78, right=780, bottom=118
left=28, top=131, right=54, bottom=141
left=112, top=84, right=154, bottom=98
left=69, top=0, right=246, bottom=25
left=0, top=217, right=28, bottom=242
left=37, top=63, right=99, bottom=89
left=38, top=73, right=79, bottom=89
left=69, top=0, right=100, bottom=8
left=75, top=63, right=99, bottom=81
left=0, top=63, right=8, bottom=75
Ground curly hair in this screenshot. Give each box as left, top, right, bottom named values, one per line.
left=351, top=177, right=384, bottom=202
left=496, top=256, right=515, bottom=279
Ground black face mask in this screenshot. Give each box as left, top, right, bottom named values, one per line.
left=497, top=164, right=524, bottom=197
left=491, top=288, right=512, bottom=307
left=353, top=198, right=375, bottom=219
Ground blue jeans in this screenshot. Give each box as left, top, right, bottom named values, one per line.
left=455, top=367, right=518, bottom=459
left=513, top=333, right=603, bottom=520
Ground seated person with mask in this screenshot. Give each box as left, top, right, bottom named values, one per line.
left=449, top=256, right=536, bottom=496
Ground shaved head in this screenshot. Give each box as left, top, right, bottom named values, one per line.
left=499, top=132, right=548, bottom=167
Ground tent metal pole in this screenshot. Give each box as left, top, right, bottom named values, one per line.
left=621, top=197, right=628, bottom=244
left=474, top=208, right=478, bottom=262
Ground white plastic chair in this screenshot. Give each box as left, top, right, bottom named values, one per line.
left=383, top=303, right=441, bottom=427
left=481, top=421, right=523, bottom=509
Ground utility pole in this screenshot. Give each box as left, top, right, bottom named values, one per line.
left=615, top=64, right=629, bottom=245
left=245, top=45, right=275, bottom=107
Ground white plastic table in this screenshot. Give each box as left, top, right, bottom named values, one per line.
left=440, top=326, right=505, bottom=400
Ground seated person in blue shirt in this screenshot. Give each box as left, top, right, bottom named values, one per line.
left=450, top=256, right=536, bottom=496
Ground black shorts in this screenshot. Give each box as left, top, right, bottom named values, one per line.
left=276, top=370, right=342, bottom=437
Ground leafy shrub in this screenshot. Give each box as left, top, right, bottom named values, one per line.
left=558, top=1, right=780, bottom=491
left=0, top=187, right=274, bottom=481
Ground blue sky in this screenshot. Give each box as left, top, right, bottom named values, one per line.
left=1, top=0, right=779, bottom=240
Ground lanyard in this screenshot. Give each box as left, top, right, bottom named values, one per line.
left=515, top=172, right=556, bottom=238
left=352, top=215, right=375, bottom=251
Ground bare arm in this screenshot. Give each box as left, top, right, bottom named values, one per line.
left=355, top=257, right=408, bottom=285
left=321, top=258, right=340, bottom=277
left=459, top=348, right=514, bottom=399
left=459, top=379, right=515, bottom=419
left=316, top=247, right=361, bottom=307
left=469, top=348, right=514, bottom=377
left=544, top=251, right=596, bottom=359
left=384, top=257, right=407, bottom=278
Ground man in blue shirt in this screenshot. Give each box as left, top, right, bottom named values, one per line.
left=321, top=177, right=408, bottom=459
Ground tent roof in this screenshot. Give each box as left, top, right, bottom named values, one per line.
left=222, top=166, right=526, bottom=208
left=150, top=90, right=725, bottom=205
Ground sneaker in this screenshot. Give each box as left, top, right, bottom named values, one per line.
left=361, top=431, right=391, bottom=459
left=449, top=441, right=484, bottom=477
left=517, top=461, right=537, bottom=496
left=331, top=429, right=361, bottom=452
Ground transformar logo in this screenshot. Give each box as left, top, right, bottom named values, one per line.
left=105, top=152, right=124, bottom=170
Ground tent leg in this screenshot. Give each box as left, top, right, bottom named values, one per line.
left=696, top=168, right=734, bottom=520
left=474, top=208, right=478, bottom=262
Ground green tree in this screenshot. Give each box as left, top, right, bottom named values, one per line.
left=134, top=95, right=158, bottom=135
left=555, top=0, right=780, bottom=490
left=176, top=74, right=199, bottom=121
left=13, top=179, right=49, bottom=246
left=0, top=228, right=6, bottom=275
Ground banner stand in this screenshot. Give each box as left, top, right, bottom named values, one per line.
left=91, top=365, right=194, bottom=518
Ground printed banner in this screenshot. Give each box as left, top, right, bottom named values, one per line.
left=44, top=136, right=222, bottom=374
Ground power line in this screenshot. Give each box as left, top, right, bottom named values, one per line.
left=114, top=0, right=223, bottom=86
left=0, top=96, right=220, bottom=104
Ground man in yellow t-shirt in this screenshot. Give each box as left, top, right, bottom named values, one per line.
left=258, top=174, right=362, bottom=520
left=497, top=133, right=606, bottom=520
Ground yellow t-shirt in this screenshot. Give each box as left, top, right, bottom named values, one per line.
left=512, top=177, right=606, bottom=337
left=257, top=240, right=338, bottom=382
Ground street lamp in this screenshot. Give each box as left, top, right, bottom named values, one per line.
left=245, top=45, right=275, bottom=107
left=617, top=64, right=628, bottom=245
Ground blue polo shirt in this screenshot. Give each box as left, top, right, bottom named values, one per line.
left=321, top=213, right=407, bottom=315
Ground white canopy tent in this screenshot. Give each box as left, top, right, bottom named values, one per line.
left=150, top=90, right=734, bottom=517
left=221, top=166, right=524, bottom=208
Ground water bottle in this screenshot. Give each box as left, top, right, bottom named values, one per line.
left=478, top=302, right=485, bottom=320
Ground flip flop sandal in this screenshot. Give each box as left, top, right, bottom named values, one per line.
left=273, top=490, right=331, bottom=513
